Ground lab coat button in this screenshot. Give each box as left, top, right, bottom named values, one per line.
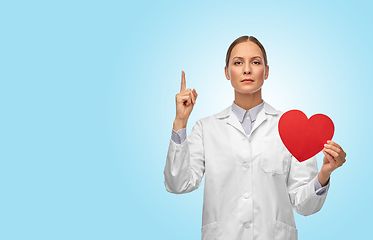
left=243, top=163, right=249, bottom=169
left=244, top=222, right=251, bottom=228
left=248, top=137, right=252, bottom=142
left=243, top=193, right=250, bottom=199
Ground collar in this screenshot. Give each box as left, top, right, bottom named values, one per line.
left=215, top=100, right=280, bottom=119
left=231, top=100, right=264, bottom=123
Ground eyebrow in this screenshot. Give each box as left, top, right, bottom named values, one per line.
left=232, top=56, right=262, bottom=60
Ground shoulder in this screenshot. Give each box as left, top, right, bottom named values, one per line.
left=262, top=102, right=286, bottom=122
left=189, top=106, right=230, bottom=131
left=199, top=105, right=231, bottom=123
left=196, top=101, right=285, bottom=125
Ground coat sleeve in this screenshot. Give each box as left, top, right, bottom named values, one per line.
left=163, top=120, right=205, bottom=194
left=287, top=155, right=329, bottom=216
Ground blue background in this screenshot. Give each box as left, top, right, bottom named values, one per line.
left=1, top=0, right=372, bottom=239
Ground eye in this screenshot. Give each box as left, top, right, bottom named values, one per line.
left=234, top=61, right=242, bottom=65
left=253, top=61, right=260, bottom=65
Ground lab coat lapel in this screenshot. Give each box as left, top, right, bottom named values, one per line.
left=251, top=108, right=267, bottom=134
left=227, top=112, right=247, bottom=137
left=251, top=102, right=280, bottom=134
left=215, top=105, right=247, bottom=137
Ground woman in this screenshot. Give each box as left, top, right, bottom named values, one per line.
left=164, top=36, right=346, bottom=240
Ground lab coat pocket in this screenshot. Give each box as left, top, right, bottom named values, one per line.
left=201, top=222, right=221, bottom=240
left=273, top=220, right=298, bottom=240
left=260, top=137, right=290, bottom=175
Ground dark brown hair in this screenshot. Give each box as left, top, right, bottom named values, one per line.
left=225, top=36, right=268, bottom=68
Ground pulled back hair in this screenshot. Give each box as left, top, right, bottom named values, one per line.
left=225, top=36, right=268, bottom=68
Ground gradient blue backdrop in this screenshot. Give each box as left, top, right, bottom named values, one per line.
left=1, top=1, right=372, bottom=239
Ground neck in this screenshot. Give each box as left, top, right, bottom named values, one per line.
left=233, top=89, right=263, bottom=110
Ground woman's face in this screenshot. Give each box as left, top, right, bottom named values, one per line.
left=225, top=41, right=269, bottom=95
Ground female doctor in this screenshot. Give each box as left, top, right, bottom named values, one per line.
left=163, top=36, right=346, bottom=240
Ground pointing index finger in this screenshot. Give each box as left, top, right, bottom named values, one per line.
left=180, top=71, right=186, bottom=92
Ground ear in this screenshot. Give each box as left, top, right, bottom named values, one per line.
left=264, top=65, right=269, bottom=80
left=225, top=66, right=230, bottom=80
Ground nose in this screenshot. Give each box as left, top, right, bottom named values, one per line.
left=243, top=63, right=251, bottom=75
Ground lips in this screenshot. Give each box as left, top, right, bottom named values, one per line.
left=241, top=79, right=254, bottom=82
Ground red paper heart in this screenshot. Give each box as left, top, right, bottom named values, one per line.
left=278, top=110, right=334, bottom=162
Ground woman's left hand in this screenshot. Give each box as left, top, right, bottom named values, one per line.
left=320, top=140, right=347, bottom=176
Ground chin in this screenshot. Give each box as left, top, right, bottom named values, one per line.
left=235, top=87, right=262, bottom=94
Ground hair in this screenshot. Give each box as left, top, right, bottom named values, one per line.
left=225, top=36, right=268, bottom=69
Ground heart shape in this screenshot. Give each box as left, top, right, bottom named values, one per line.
left=278, top=110, right=334, bottom=162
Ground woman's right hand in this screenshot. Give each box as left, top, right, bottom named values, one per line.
left=175, top=71, right=198, bottom=124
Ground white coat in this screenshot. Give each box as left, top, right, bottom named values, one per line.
left=164, top=102, right=328, bottom=240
